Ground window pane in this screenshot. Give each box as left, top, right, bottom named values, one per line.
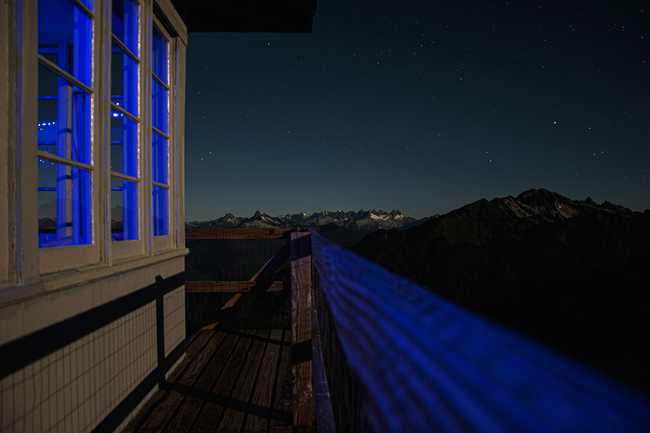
left=111, top=111, right=138, bottom=177
left=111, top=43, right=139, bottom=116
left=80, top=0, right=93, bottom=10
left=152, top=79, right=168, bottom=133
left=38, top=63, right=92, bottom=164
left=152, top=25, right=168, bottom=84
left=38, top=0, right=92, bottom=86
left=152, top=186, right=168, bottom=236
left=38, top=158, right=92, bottom=248
left=112, top=0, right=139, bottom=55
left=152, top=132, right=168, bottom=184
left=111, top=177, right=138, bottom=241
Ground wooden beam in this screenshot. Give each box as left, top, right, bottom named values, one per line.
left=185, top=227, right=290, bottom=240
left=290, top=231, right=315, bottom=430
left=185, top=280, right=284, bottom=293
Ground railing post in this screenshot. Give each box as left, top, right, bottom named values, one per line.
left=290, top=231, right=315, bottom=430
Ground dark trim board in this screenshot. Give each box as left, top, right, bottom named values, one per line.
left=0, top=272, right=185, bottom=380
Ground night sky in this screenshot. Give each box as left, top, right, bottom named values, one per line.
left=185, top=0, right=649, bottom=220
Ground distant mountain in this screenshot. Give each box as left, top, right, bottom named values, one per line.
left=188, top=209, right=416, bottom=231
left=354, top=188, right=650, bottom=391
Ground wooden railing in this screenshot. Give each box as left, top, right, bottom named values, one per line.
left=290, top=230, right=650, bottom=433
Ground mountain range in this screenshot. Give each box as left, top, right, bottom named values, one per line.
left=187, top=209, right=416, bottom=231
left=354, top=188, right=650, bottom=391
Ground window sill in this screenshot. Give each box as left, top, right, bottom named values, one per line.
left=0, top=247, right=189, bottom=308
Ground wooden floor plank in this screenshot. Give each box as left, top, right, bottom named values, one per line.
left=217, top=330, right=271, bottom=433
left=124, top=330, right=215, bottom=433
left=188, top=331, right=256, bottom=433
left=243, top=329, right=283, bottom=433
left=162, top=332, right=240, bottom=433
left=138, top=331, right=227, bottom=432
left=270, top=330, right=292, bottom=433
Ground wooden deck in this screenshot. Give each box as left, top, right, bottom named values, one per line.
left=124, top=290, right=292, bottom=433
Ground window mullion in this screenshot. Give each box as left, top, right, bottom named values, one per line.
left=37, top=151, right=93, bottom=171
left=111, top=34, right=140, bottom=64
left=38, top=55, right=93, bottom=95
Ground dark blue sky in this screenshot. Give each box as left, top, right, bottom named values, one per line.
left=185, top=0, right=649, bottom=220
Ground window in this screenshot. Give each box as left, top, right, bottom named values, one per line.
left=30, top=0, right=182, bottom=272
left=37, top=0, right=93, bottom=248
left=151, top=23, right=170, bottom=237
left=110, top=0, right=140, bottom=242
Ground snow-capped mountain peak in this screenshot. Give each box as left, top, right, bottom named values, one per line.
left=188, top=209, right=416, bottom=230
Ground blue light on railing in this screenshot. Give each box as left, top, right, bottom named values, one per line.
left=310, top=232, right=650, bottom=433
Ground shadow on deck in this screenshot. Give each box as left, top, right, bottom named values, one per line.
left=124, top=290, right=292, bottom=433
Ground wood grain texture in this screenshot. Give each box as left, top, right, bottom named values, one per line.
left=243, top=329, right=284, bottom=432
left=186, top=280, right=284, bottom=294
left=189, top=334, right=254, bottom=433
left=270, top=330, right=292, bottom=433
left=186, top=228, right=290, bottom=240
left=217, top=330, right=270, bottom=433
left=136, top=331, right=224, bottom=432
left=290, top=232, right=314, bottom=430
left=122, top=331, right=214, bottom=433
left=162, top=332, right=239, bottom=433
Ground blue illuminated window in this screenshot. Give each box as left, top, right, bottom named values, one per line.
left=152, top=23, right=169, bottom=237
left=111, top=0, right=140, bottom=242
left=37, top=0, right=93, bottom=248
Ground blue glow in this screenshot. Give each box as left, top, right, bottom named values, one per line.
left=37, top=64, right=91, bottom=164
left=111, top=42, right=139, bottom=116
left=152, top=132, right=168, bottom=184
left=152, top=24, right=169, bottom=237
left=310, top=232, right=650, bottom=433
left=111, top=0, right=139, bottom=56
left=38, top=0, right=92, bottom=86
left=152, top=26, right=168, bottom=84
left=37, top=1, right=93, bottom=249
left=109, top=0, right=139, bottom=243
left=38, top=161, right=91, bottom=248
left=111, top=178, right=138, bottom=241
left=110, top=111, right=137, bottom=177
left=152, top=79, right=169, bottom=133
left=152, top=186, right=168, bottom=236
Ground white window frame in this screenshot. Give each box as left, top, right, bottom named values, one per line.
left=150, top=14, right=174, bottom=254
left=0, top=0, right=187, bottom=289
left=109, top=0, right=146, bottom=260
left=37, top=0, right=101, bottom=274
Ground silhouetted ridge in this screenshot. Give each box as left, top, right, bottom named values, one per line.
left=354, top=188, right=650, bottom=392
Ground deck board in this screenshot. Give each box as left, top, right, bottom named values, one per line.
left=162, top=332, right=239, bottom=433
left=126, top=288, right=292, bottom=433
left=135, top=331, right=225, bottom=433
left=270, top=330, right=292, bottom=433
left=122, top=331, right=215, bottom=433
left=243, top=329, right=283, bottom=433
left=216, top=329, right=271, bottom=433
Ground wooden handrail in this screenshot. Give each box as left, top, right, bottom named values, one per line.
left=186, top=227, right=290, bottom=240
left=309, top=231, right=650, bottom=433
left=185, top=280, right=284, bottom=293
